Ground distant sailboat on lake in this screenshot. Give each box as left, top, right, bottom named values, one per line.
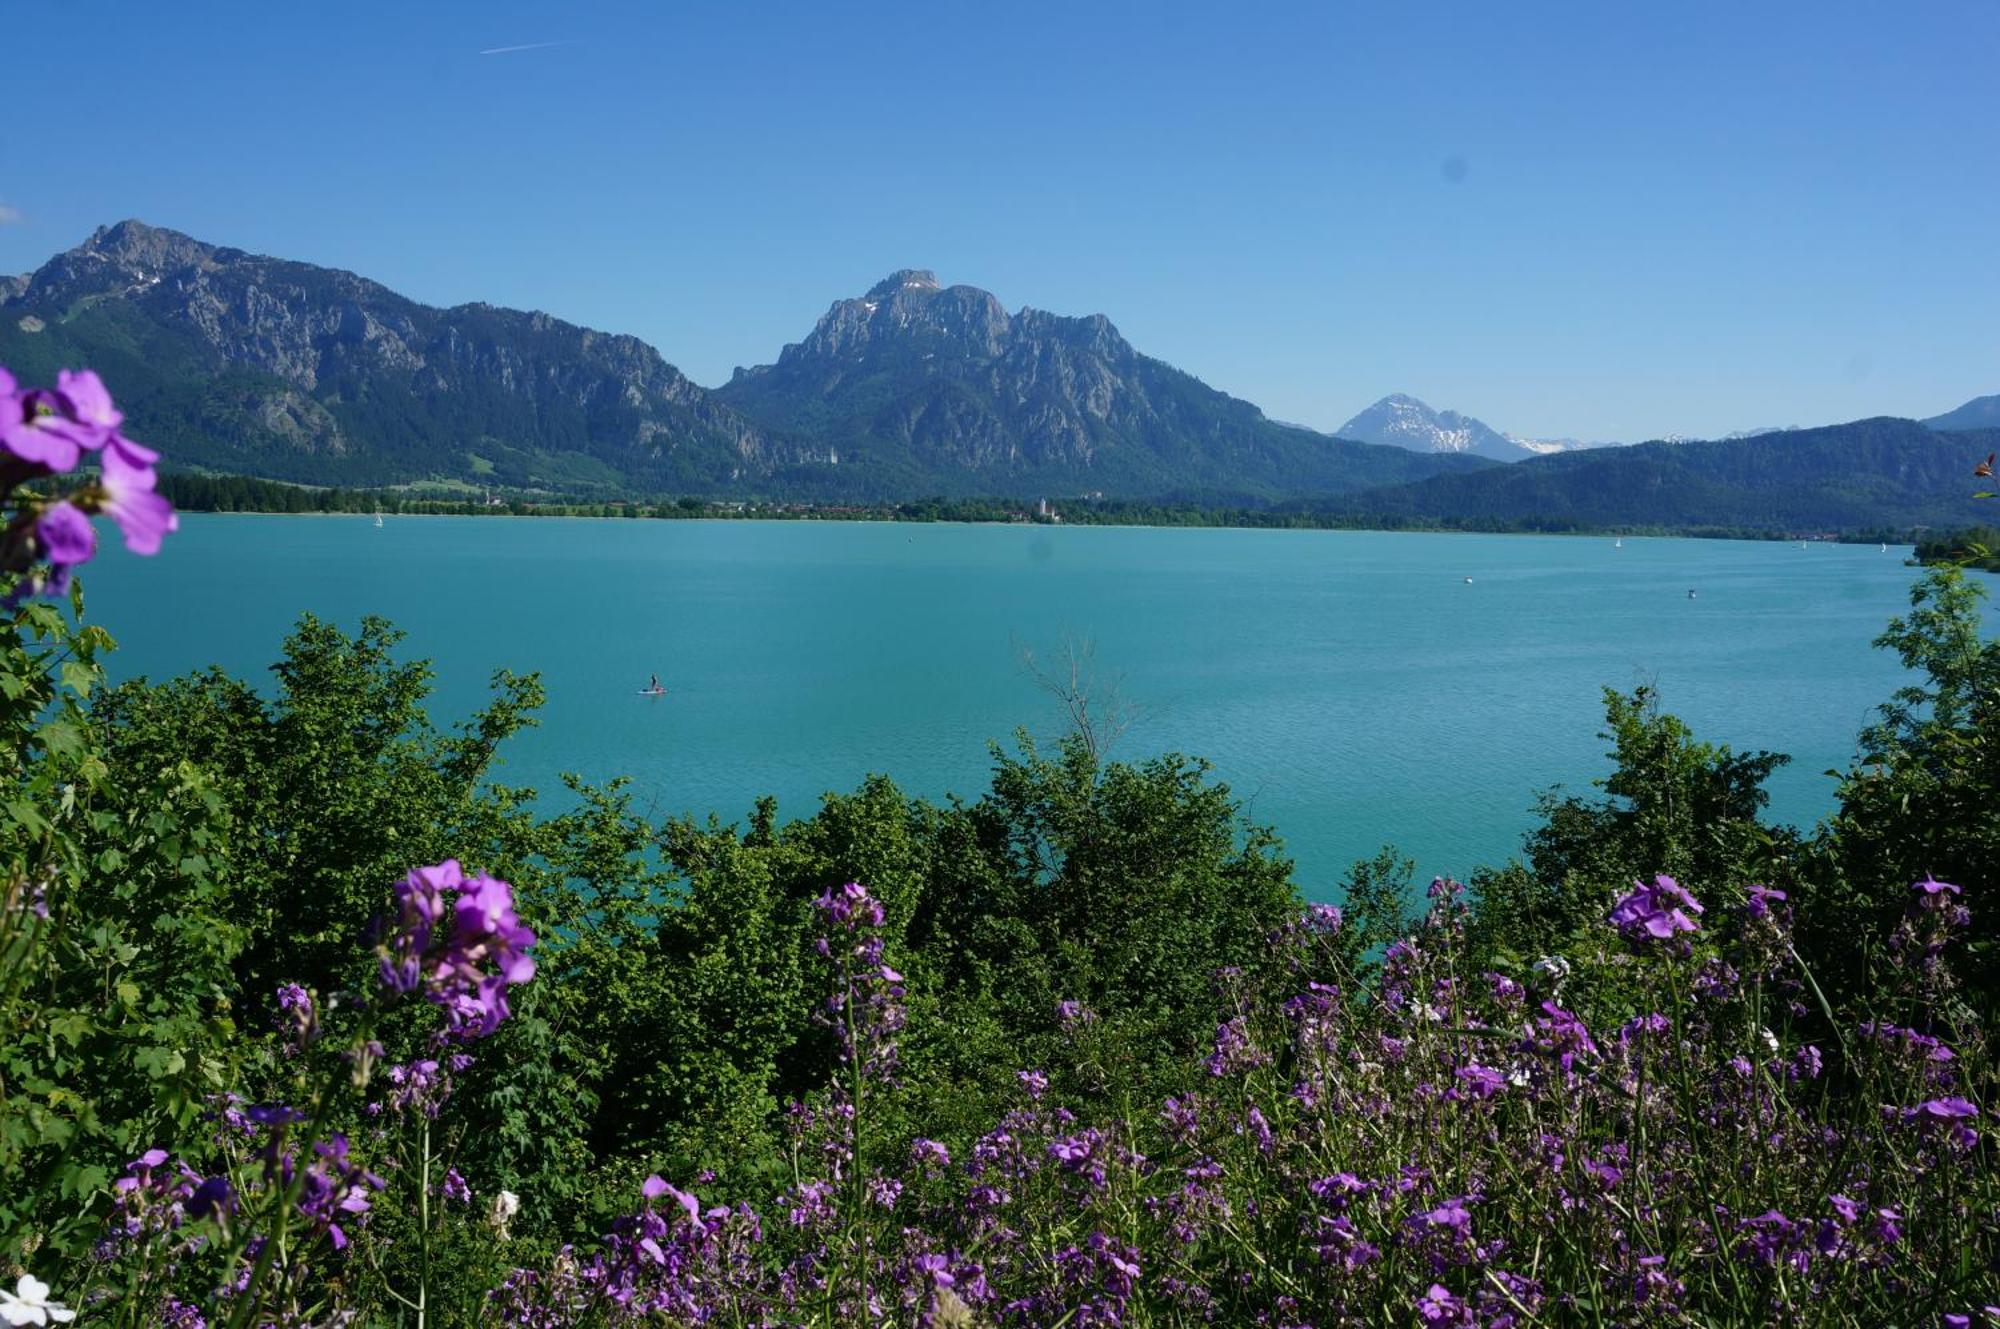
left=1614, top=537, right=1623, bottom=549
left=374, top=503, right=384, bottom=529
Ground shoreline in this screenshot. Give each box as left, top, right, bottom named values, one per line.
left=165, top=505, right=1909, bottom=548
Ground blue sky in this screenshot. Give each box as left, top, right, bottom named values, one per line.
left=1, top=0, right=1994, bottom=441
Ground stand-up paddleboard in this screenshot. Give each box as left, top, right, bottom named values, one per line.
left=637, top=687, right=667, bottom=696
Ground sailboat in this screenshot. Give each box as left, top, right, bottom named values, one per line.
left=1614, top=537, right=1623, bottom=550
left=373, top=503, right=384, bottom=529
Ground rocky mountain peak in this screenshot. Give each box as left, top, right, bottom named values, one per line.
left=864, top=269, right=941, bottom=301
left=78, top=218, right=216, bottom=273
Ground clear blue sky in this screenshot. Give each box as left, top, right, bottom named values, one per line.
left=2, top=0, right=1994, bottom=442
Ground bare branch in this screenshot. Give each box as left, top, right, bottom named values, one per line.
left=1014, top=630, right=1141, bottom=760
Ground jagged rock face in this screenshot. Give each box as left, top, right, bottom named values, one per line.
left=0, top=220, right=786, bottom=490
left=719, top=272, right=1484, bottom=496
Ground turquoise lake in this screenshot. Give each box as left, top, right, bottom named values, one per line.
left=78, top=517, right=1981, bottom=901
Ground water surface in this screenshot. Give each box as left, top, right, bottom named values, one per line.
left=83, top=518, right=1968, bottom=898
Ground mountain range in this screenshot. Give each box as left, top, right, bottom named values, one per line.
left=1328, top=417, right=1997, bottom=532
left=0, top=220, right=1996, bottom=532
left=0, top=223, right=1481, bottom=503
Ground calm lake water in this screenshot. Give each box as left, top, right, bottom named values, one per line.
left=79, top=517, right=1983, bottom=901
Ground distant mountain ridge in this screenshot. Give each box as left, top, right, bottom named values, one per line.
left=0, top=220, right=792, bottom=492
left=1335, top=394, right=1537, bottom=462
left=1928, top=394, right=2000, bottom=433
left=714, top=274, right=1490, bottom=499
left=1332, top=417, right=2000, bottom=532
left=0, top=225, right=1487, bottom=501
left=2, top=220, right=1997, bottom=531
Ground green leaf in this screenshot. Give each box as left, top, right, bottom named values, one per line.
left=57, top=660, right=95, bottom=698
left=3, top=800, right=49, bottom=836
left=38, top=720, right=83, bottom=759
left=135, top=1046, right=186, bottom=1079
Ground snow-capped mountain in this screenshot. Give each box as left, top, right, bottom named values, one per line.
left=1504, top=434, right=1616, bottom=456
left=1336, top=395, right=1538, bottom=462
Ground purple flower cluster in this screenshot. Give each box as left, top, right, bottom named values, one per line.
left=85, top=870, right=1998, bottom=1327
left=0, top=365, right=175, bottom=599
left=378, top=859, right=537, bottom=1038
left=495, top=876, right=2000, bottom=1325
left=813, top=880, right=906, bottom=1084
left=1609, top=873, right=1704, bottom=942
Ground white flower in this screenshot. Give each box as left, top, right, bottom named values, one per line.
left=1760, top=1027, right=1780, bottom=1054
left=0, top=1275, right=76, bottom=1326
left=489, top=1188, right=522, bottom=1238
left=1531, top=955, right=1571, bottom=983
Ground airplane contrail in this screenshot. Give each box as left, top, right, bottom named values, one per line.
left=479, top=40, right=578, bottom=56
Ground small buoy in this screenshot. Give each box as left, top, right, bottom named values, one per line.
left=1688, top=589, right=1698, bottom=599
left=1464, top=576, right=1474, bottom=584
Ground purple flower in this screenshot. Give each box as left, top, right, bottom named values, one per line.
left=1745, top=883, right=1788, bottom=922
left=0, top=369, right=113, bottom=471
left=298, top=1134, right=383, bottom=1251
left=1453, top=1063, right=1505, bottom=1100
left=1617, top=1012, right=1672, bottom=1046
left=1055, top=998, right=1096, bottom=1026
left=1737, top=1210, right=1803, bottom=1269
left=275, top=982, right=317, bottom=1054
left=187, top=1175, right=235, bottom=1220
left=1902, top=1096, right=1982, bottom=1147
left=377, top=861, right=536, bottom=1039
left=98, top=435, right=177, bottom=555
left=35, top=501, right=95, bottom=590
left=815, top=880, right=885, bottom=930
left=1204, top=1015, right=1267, bottom=1077
left=1906, top=1097, right=1980, bottom=1123
left=1913, top=875, right=1962, bottom=897
left=57, top=369, right=123, bottom=435
left=1049, top=1134, right=1094, bottom=1164
left=1417, top=1283, right=1468, bottom=1325
left=1415, top=1195, right=1475, bottom=1238
left=159, top=1297, right=206, bottom=1329
left=640, top=1175, right=702, bottom=1224
left=1608, top=874, right=1704, bottom=941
